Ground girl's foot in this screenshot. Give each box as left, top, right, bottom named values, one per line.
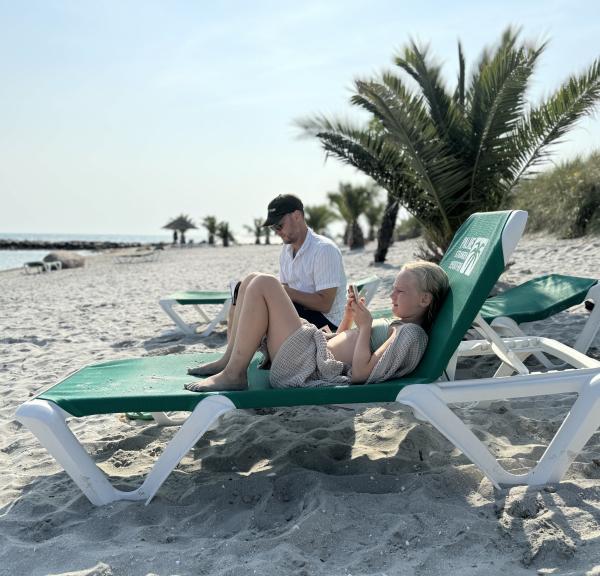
left=185, top=369, right=248, bottom=392
left=187, top=359, right=227, bottom=376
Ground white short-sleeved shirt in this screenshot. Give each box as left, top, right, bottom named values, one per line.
left=279, top=228, right=347, bottom=326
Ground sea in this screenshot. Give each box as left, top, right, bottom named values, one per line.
left=0, top=232, right=261, bottom=272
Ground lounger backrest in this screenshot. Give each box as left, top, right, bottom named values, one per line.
left=410, top=210, right=527, bottom=381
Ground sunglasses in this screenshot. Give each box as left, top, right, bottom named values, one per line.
left=270, top=214, right=288, bottom=232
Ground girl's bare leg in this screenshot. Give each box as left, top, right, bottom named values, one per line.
left=186, top=274, right=301, bottom=391
left=187, top=274, right=258, bottom=376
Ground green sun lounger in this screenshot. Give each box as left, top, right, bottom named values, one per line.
left=16, top=210, right=600, bottom=506
left=159, top=276, right=381, bottom=337
left=480, top=274, right=600, bottom=361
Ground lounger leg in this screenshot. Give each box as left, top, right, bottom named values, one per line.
left=17, top=396, right=236, bottom=505
left=573, top=284, right=600, bottom=354
left=490, top=316, right=557, bottom=369
left=136, top=395, right=235, bottom=504
left=159, top=299, right=196, bottom=335
left=528, top=372, right=600, bottom=484
left=397, top=370, right=600, bottom=487
left=16, top=399, right=124, bottom=506
left=199, top=299, right=232, bottom=337
left=193, top=304, right=212, bottom=324
left=396, top=386, right=517, bottom=488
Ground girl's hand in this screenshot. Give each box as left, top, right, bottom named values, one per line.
left=350, top=296, right=372, bottom=330
left=344, top=285, right=357, bottom=314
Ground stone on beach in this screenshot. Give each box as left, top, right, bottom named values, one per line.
left=44, top=250, right=85, bottom=269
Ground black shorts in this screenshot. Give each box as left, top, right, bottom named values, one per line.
left=293, top=302, right=338, bottom=331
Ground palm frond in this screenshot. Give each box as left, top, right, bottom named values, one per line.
left=468, top=42, right=544, bottom=199
left=511, top=58, right=600, bottom=184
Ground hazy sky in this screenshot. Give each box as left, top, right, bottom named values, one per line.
left=1, top=1, right=599, bottom=237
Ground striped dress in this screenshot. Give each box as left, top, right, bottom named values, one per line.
left=267, top=320, right=428, bottom=389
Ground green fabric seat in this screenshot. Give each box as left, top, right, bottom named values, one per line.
left=38, top=354, right=429, bottom=417
left=170, top=291, right=231, bottom=305
left=480, top=274, right=597, bottom=324
left=38, top=211, right=511, bottom=418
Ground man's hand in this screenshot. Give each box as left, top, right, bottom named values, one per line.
left=282, top=284, right=337, bottom=313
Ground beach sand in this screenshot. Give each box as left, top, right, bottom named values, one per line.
left=1, top=235, right=600, bottom=576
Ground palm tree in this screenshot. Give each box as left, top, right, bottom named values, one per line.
left=299, top=27, right=600, bottom=261
left=217, top=221, right=235, bottom=247
left=305, top=204, right=337, bottom=235
left=264, top=225, right=271, bottom=245
left=327, top=182, right=372, bottom=249
left=364, top=198, right=384, bottom=242
left=163, top=214, right=197, bottom=245
left=202, top=216, right=218, bottom=245
left=244, top=218, right=263, bottom=244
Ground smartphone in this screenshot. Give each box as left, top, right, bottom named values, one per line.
left=351, top=284, right=360, bottom=301
left=229, top=280, right=241, bottom=305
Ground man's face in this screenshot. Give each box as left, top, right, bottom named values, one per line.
left=271, top=211, right=300, bottom=244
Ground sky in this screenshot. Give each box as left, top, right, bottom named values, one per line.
left=1, top=0, right=599, bottom=237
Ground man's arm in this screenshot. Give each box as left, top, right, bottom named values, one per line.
left=282, top=285, right=337, bottom=313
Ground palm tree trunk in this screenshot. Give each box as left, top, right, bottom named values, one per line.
left=349, top=220, right=365, bottom=249
left=374, top=193, right=399, bottom=263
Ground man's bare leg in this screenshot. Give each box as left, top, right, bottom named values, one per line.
left=187, top=274, right=257, bottom=376
left=186, top=275, right=301, bottom=392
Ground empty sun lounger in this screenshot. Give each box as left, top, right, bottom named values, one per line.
left=16, top=210, right=600, bottom=506
left=481, top=274, right=600, bottom=363
left=23, top=261, right=62, bottom=274
left=114, top=248, right=161, bottom=264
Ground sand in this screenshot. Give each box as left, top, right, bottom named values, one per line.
left=1, top=234, right=600, bottom=576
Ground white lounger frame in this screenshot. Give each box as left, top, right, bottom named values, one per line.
left=114, top=250, right=161, bottom=264
left=159, top=297, right=232, bottom=337
left=15, top=340, right=600, bottom=506
left=23, top=261, right=63, bottom=274
left=489, top=281, right=600, bottom=366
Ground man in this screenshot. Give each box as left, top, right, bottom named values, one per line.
left=262, top=194, right=346, bottom=330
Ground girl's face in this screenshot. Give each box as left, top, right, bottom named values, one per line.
left=390, top=269, right=432, bottom=322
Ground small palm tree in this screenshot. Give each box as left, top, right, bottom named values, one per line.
left=327, top=182, right=372, bottom=249
left=300, top=27, right=600, bottom=261
left=364, top=197, right=384, bottom=242
left=163, top=214, right=197, bottom=245
left=217, top=221, right=235, bottom=247
left=305, top=204, right=337, bottom=235
left=244, top=218, right=263, bottom=244
left=202, top=216, right=218, bottom=245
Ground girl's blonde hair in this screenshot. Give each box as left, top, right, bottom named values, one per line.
left=401, top=260, right=449, bottom=331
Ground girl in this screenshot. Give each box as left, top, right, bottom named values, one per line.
left=186, top=261, right=449, bottom=391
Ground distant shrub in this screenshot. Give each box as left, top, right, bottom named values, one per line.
left=511, top=152, right=600, bottom=238
left=395, top=216, right=422, bottom=241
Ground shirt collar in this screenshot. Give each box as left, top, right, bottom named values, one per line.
left=293, top=227, right=314, bottom=258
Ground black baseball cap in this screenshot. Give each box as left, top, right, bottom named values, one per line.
left=262, top=194, right=304, bottom=227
